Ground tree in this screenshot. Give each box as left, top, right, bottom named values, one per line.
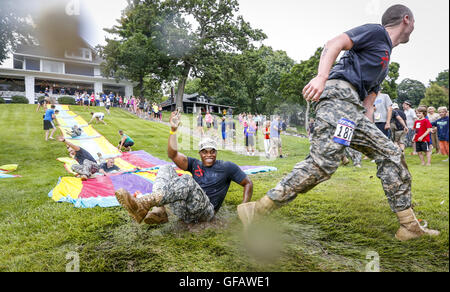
left=381, top=62, right=400, bottom=100
left=163, top=0, right=266, bottom=111
left=198, top=46, right=294, bottom=114
left=279, top=47, right=322, bottom=128
left=397, top=78, right=426, bottom=107
left=99, top=1, right=175, bottom=97
left=0, top=0, right=34, bottom=63
left=430, top=69, right=449, bottom=89
left=420, top=84, right=449, bottom=109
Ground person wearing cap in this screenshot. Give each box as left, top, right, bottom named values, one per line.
left=390, top=103, right=408, bottom=153
left=403, top=100, right=417, bottom=153
left=115, top=110, right=253, bottom=226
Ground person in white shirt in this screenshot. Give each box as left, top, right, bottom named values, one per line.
left=89, top=112, right=107, bottom=125
left=403, top=100, right=417, bottom=154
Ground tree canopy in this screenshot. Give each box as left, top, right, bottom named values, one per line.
left=397, top=78, right=426, bottom=107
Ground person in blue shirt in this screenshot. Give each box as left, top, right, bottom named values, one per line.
left=221, top=117, right=227, bottom=148
left=43, top=105, right=59, bottom=141
left=115, top=110, right=253, bottom=226
left=238, top=4, right=440, bottom=241
left=431, top=107, right=449, bottom=161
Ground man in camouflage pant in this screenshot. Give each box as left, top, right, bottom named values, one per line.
left=115, top=110, right=253, bottom=225
left=265, top=80, right=412, bottom=211
left=151, top=164, right=215, bottom=224
left=238, top=4, right=439, bottom=241
left=343, top=148, right=362, bottom=168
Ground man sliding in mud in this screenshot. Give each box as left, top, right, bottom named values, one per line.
left=115, top=110, right=253, bottom=225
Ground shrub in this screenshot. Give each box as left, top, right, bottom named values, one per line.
left=0, top=97, right=5, bottom=104
left=11, top=96, right=29, bottom=104
left=58, top=96, right=76, bottom=105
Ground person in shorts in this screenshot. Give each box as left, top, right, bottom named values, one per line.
left=413, top=106, right=432, bottom=166
left=88, top=112, right=107, bottom=125
left=43, top=105, right=59, bottom=141
left=118, top=130, right=134, bottom=152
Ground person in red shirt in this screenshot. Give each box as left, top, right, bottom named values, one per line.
left=413, top=106, right=433, bottom=166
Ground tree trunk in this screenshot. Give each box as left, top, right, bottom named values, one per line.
left=304, top=101, right=310, bottom=131
left=176, top=64, right=191, bottom=113
left=138, top=75, right=144, bottom=98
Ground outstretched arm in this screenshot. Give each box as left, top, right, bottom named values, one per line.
left=303, top=33, right=354, bottom=102
left=239, top=177, right=253, bottom=204
left=58, top=136, right=80, bottom=151
left=167, top=110, right=188, bottom=171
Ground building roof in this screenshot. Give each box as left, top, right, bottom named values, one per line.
left=14, top=36, right=103, bottom=65
left=161, top=93, right=235, bottom=108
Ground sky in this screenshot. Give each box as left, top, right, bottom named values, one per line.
left=5, top=0, right=450, bottom=86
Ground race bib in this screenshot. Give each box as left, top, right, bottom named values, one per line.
left=333, top=118, right=355, bottom=147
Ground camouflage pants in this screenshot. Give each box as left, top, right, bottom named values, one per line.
left=72, top=159, right=100, bottom=176
left=267, top=80, right=412, bottom=212
left=154, top=165, right=215, bottom=223
left=344, top=148, right=362, bottom=166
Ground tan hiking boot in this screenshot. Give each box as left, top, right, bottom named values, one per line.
left=395, top=208, right=440, bottom=241
left=341, top=156, right=350, bottom=166
left=237, top=196, right=278, bottom=228
left=144, top=206, right=169, bottom=225
left=115, top=189, right=163, bottom=223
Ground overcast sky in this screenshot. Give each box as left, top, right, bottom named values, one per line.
left=19, top=0, right=450, bottom=86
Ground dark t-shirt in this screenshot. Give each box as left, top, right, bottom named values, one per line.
left=328, top=24, right=393, bottom=100
left=100, top=163, right=120, bottom=172
left=391, top=109, right=407, bottom=131
left=431, top=116, right=449, bottom=142
left=74, top=147, right=97, bottom=164
left=187, top=157, right=247, bottom=211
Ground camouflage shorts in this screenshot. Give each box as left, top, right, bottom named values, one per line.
left=72, top=159, right=99, bottom=176
left=153, top=165, right=215, bottom=223
left=267, top=80, right=412, bottom=213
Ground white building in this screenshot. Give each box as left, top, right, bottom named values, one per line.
left=0, top=38, right=133, bottom=103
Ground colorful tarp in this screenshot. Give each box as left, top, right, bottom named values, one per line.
left=49, top=105, right=277, bottom=208
left=49, top=161, right=277, bottom=208
left=0, top=164, right=21, bottom=178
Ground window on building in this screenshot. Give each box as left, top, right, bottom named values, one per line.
left=13, top=55, right=24, bottom=69
left=64, top=48, right=92, bottom=62
left=42, top=60, right=64, bottom=74
left=25, top=58, right=40, bottom=71
left=65, top=63, right=94, bottom=76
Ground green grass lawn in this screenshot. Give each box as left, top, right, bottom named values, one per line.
left=0, top=104, right=448, bottom=272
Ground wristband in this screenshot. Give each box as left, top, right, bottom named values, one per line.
left=170, top=130, right=177, bottom=135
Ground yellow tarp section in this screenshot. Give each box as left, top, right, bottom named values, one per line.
left=114, top=158, right=136, bottom=171
left=136, top=171, right=157, bottom=182
left=57, top=157, right=77, bottom=174
left=0, top=164, right=18, bottom=172
left=74, top=115, right=88, bottom=125
left=51, top=176, right=83, bottom=201
left=94, top=136, right=121, bottom=157
left=47, top=104, right=70, bottom=111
